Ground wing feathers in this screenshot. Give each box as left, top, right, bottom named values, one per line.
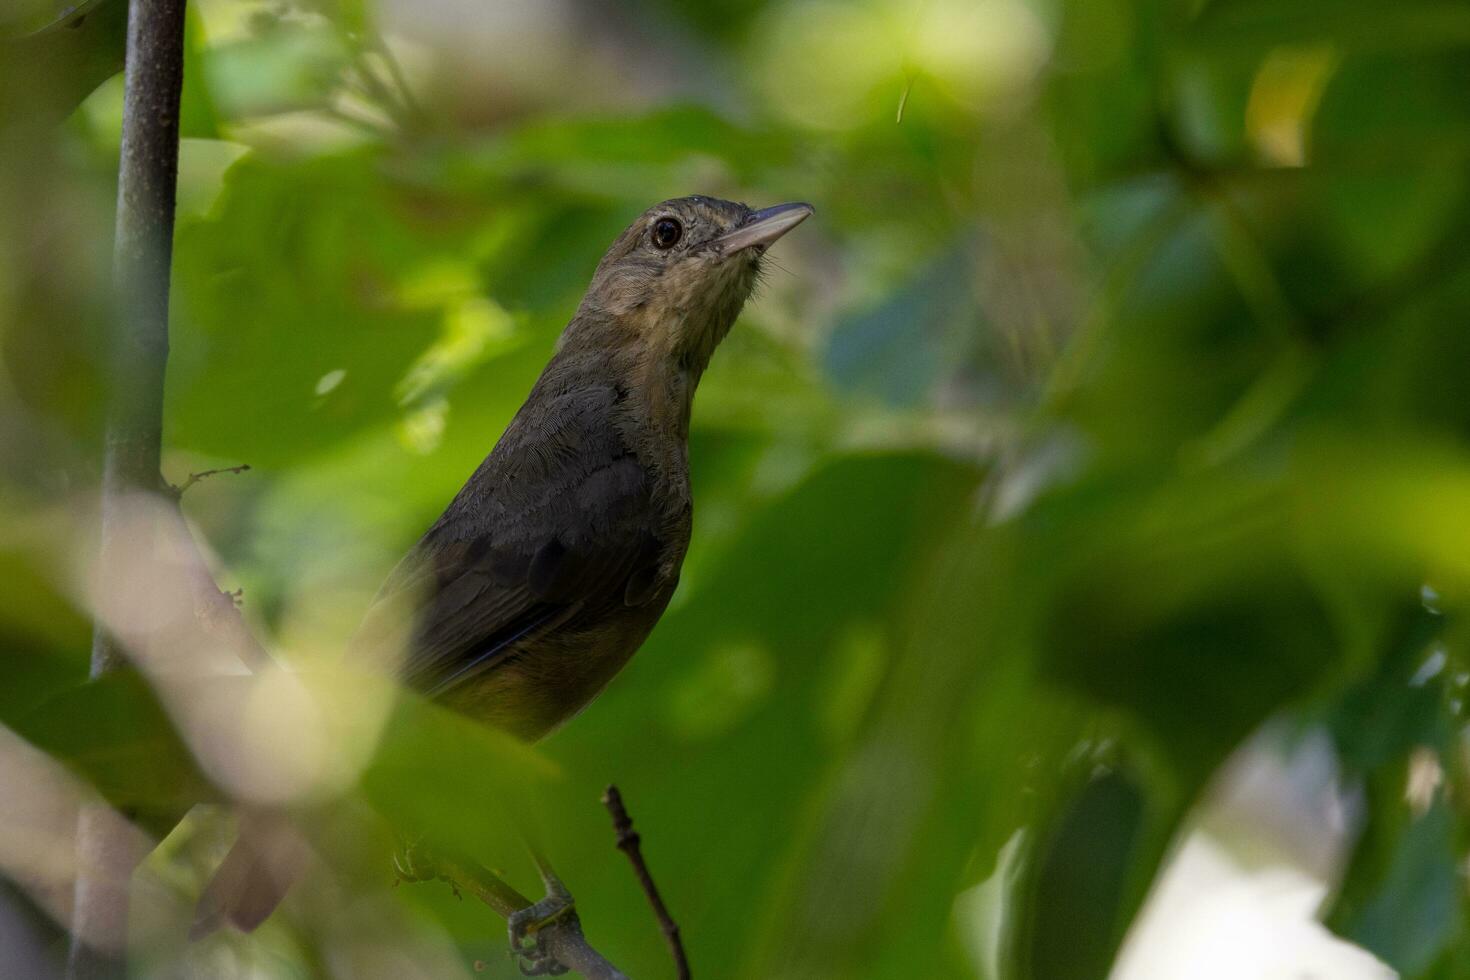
left=353, top=386, right=669, bottom=702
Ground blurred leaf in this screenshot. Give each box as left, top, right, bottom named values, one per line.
left=824, top=243, right=979, bottom=406
left=1185, top=1, right=1470, bottom=61
left=1324, top=595, right=1463, bottom=977
left=179, top=7, right=222, bottom=140
left=1032, top=471, right=1339, bottom=780
left=361, top=690, right=555, bottom=861
left=13, top=0, right=1470, bottom=973
left=0, top=0, right=126, bottom=131
left=1325, top=598, right=1446, bottom=774
left=547, top=451, right=979, bottom=978
left=203, top=21, right=348, bottom=119
left=5, top=669, right=212, bottom=833
left=465, top=107, right=799, bottom=197
left=1015, top=769, right=1147, bottom=980
left=168, top=151, right=445, bottom=466
left=1347, top=799, right=1463, bottom=976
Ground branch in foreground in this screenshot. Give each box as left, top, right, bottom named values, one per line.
left=603, top=785, right=691, bottom=980
left=68, top=0, right=187, bottom=976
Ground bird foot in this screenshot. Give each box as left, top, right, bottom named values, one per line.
left=508, top=875, right=575, bottom=975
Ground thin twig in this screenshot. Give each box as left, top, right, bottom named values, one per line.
left=602, top=785, right=690, bottom=980
left=168, top=462, right=250, bottom=498
left=162, top=462, right=272, bottom=670
left=162, top=462, right=273, bottom=670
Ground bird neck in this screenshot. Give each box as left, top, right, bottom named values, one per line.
left=609, top=346, right=696, bottom=511
left=624, top=347, right=697, bottom=444
left=544, top=315, right=701, bottom=506
left=557, top=310, right=717, bottom=440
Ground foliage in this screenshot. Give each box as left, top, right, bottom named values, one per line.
left=3, top=0, right=1470, bottom=977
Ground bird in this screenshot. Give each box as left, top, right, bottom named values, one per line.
left=192, top=195, right=814, bottom=947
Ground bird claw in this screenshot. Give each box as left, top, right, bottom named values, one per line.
left=392, top=841, right=577, bottom=975
left=517, top=953, right=570, bottom=977
left=507, top=877, right=575, bottom=975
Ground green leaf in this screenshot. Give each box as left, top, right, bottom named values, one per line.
left=1349, top=800, right=1463, bottom=976
left=6, top=670, right=212, bottom=834
left=1015, top=769, right=1148, bottom=980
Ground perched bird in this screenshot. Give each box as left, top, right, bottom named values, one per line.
left=194, top=195, right=813, bottom=939
left=362, top=196, right=813, bottom=741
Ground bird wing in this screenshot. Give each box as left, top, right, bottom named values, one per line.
left=353, top=385, right=666, bottom=701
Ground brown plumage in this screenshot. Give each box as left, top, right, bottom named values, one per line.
left=360, top=194, right=811, bottom=739
left=194, top=195, right=812, bottom=935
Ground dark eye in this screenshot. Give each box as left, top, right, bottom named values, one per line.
left=651, top=217, right=682, bottom=249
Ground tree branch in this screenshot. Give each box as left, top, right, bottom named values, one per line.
left=603, top=785, right=690, bottom=980
left=67, top=1, right=187, bottom=976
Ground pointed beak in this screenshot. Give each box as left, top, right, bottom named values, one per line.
left=714, top=202, right=814, bottom=254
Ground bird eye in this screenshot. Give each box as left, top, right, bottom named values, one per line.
left=651, top=217, right=682, bottom=249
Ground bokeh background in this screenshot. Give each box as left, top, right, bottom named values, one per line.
left=3, top=0, right=1469, bottom=977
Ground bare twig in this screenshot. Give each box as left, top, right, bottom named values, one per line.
left=603, top=785, right=690, bottom=980
left=168, top=462, right=251, bottom=498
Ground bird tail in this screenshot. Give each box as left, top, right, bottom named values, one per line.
left=190, top=812, right=309, bottom=940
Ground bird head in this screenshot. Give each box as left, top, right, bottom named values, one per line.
left=575, top=196, right=813, bottom=373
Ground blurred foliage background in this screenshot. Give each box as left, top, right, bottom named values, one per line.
left=3, top=0, right=1470, bottom=977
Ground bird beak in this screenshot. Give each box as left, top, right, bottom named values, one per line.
left=714, top=202, right=814, bottom=254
